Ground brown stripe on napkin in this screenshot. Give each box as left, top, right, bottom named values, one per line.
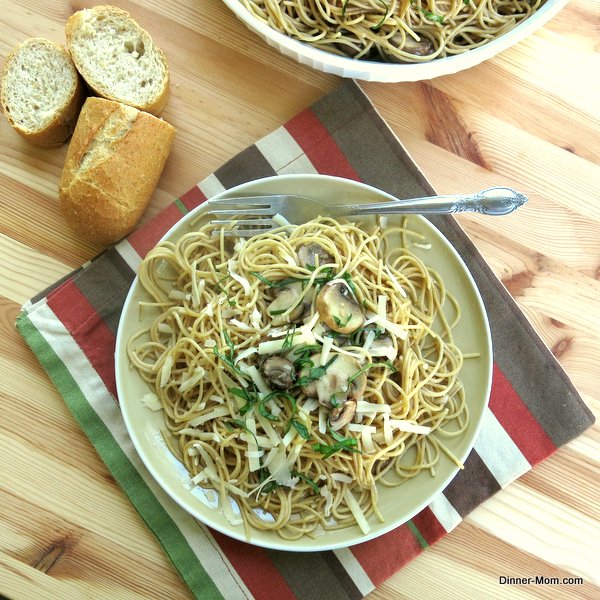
left=69, top=247, right=135, bottom=335
left=443, top=452, right=502, bottom=518
left=215, top=145, right=277, bottom=189
left=311, top=84, right=431, bottom=201
left=267, top=551, right=363, bottom=600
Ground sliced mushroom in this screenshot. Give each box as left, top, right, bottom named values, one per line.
left=369, top=334, right=397, bottom=361
left=300, top=352, right=367, bottom=430
left=297, top=243, right=334, bottom=268
left=267, top=282, right=312, bottom=326
left=330, top=399, right=357, bottom=431
left=260, top=355, right=295, bottom=390
left=382, top=33, right=434, bottom=63
left=316, top=279, right=364, bottom=334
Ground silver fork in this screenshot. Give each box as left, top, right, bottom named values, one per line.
left=205, top=186, right=527, bottom=237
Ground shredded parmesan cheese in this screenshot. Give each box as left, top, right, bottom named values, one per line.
left=141, top=392, right=162, bottom=411
left=343, top=488, right=371, bottom=534
left=168, top=290, right=188, bottom=301
left=272, top=213, right=293, bottom=227
left=188, top=406, right=231, bottom=427
left=331, top=473, right=353, bottom=484
left=320, top=335, right=334, bottom=366
left=356, top=401, right=391, bottom=414
left=228, top=259, right=251, bottom=295
left=384, top=264, right=408, bottom=298
left=159, top=355, right=173, bottom=388
left=229, top=318, right=254, bottom=331
left=178, top=366, right=206, bottom=393
left=388, top=419, right=432, bottom=435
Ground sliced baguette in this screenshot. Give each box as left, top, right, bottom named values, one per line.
left=59, top=97, right=175, bottom=245
left=1, top=37, right=85, bottom=147
left=66, top=5, right=170, bottom=116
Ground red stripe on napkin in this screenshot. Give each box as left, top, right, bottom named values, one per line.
left=285, top=109, right=359, bottom=180
left=210, top=530, right=296, bottom=600
left=128, top=204, right=184, bottom=259
left=46, top=281, right=117, bottom=398
left=489, top=363, right=556, bottom=465
left=410, top=507, right=447, bottom=545
left=179, top=185, right=207, bottom=211
left=350, top=523, right=422, bottom=586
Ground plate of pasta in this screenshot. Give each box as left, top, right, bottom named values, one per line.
left=221, top=0, right=569, bottom=82
left=115, top=174, right=493, bottom=551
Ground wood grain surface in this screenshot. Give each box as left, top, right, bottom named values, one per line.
left=1, top=1, right=598, bottom=599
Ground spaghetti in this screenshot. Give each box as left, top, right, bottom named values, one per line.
left=238, top=0, right=544, bottom=63
left=127, top=216, right=468, bottom=540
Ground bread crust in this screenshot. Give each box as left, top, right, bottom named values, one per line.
left=65, top=5, right=170, bottom=116
left=0, top=38, right=86, bottom=147
left=59, top=97, right=176, bottom=245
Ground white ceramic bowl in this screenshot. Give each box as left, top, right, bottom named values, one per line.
left=115, top=174, right=493, bottom=551
left=222, top=0, right=569, bottom=82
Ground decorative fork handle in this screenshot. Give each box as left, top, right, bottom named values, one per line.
left=332, top=187, right=528, bottom=216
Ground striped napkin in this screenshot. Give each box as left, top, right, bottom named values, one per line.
left=16, top=81, right=594, bottom=600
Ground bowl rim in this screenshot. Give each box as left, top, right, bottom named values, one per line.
left=221, top=0, right=570, bottom=82
left=115, top=173, right=493, bottom=551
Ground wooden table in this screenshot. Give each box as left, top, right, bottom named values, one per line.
left=1, top=1, right=598, bottom=598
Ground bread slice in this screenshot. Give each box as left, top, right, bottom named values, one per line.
left=1, top=38, right=85, bottom=147
left=65, top=5, right=170, bottom=116
left=58, top=97, right=175, bottom=245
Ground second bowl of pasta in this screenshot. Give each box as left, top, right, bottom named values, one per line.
left=221, top=0, right=569, bottom=82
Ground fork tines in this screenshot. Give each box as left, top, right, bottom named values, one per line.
left=205, top=194, right=290, bottom=237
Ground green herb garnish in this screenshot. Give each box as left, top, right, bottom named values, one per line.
left=370, top=0, right=390, bottom=30
left=250, top=272, right=302, bottom=288
left=295, top=354, right=339, bottom=387
left=333, top=313, right=353, bottom=329
left=290, top=418, right=311, bottom=440
left=281, top=326, right=296, bottom=352
left=292, top=470, right=319, bottom=494
left=341, top=272, right=357, bottom=295
left=420, top=8, right=444, bottom=23
left=214, top=330, right=245, bottom=376
left=229, top=386, right=259, bottom=415
left=348, top=361, right=397, bottom=383
left=224, top=419, right=260, bottom=448
left=313, top=438, right=360, bottom=458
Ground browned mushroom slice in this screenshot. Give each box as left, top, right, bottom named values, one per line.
left=330, top=399, right=357, bottom=431
left=316, top=279, right=364, bottom=334
left=260, top=355, right=295, bottom=390
left=383, top=33, right=434, bottom=62
left=300, top=352, right=367, bottom=430
left=297, top=243, right=334, bottom=268
left=266, top=282, right=311, bottom=326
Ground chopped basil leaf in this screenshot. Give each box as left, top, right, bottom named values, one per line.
left=290, top=419, right=311, bottom=439
left=341, top=272, right=357, bottom=295
left=225, top=419, right=260, bottom=448
left=313, top=438, right=360, bottom=458
left=281, top=325, right=296, bottom=352
left=250, top=272, right=302, bottom=288
left=370, top=0, right=390, bottom=30
left=258, top=396, right=278, bottom=421
left=348, top=361, right=397, bottom=383
left=333, top=313, right=352, bottom=328
left=294, top=354, right=339, bottom=387
left=420, top=8, right=444, bottom=23
left=291, top=470, right=319, bottom=494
